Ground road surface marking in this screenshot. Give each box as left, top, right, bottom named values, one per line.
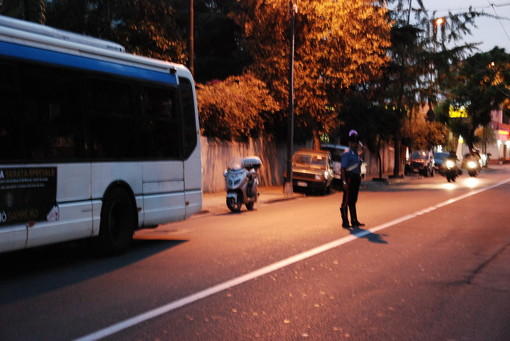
left=75, top=178, right=510, bottom=341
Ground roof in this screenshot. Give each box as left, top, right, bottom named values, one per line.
left=0, top=14, right=191, bottom=80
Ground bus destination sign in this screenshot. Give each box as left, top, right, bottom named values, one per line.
left=0, top=167, right=58, bottom=227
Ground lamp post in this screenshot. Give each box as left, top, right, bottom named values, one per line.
left=284, top=1, right=298, bottom=196
left=189, top=0, right=194, bottom=76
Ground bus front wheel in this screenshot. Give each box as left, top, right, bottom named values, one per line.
left=95, top=187, right=136, bottom=255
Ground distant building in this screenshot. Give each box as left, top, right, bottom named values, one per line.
left=489, top=109, right=510, bottom=161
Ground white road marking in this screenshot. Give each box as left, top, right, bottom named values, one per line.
left=75, top=178, right=510, bottom=341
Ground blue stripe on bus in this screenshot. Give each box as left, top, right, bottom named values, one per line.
left=0, top=41, right=177, bottom=85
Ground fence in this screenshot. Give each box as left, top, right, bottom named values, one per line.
left=200, top=136, right=394, bottom=193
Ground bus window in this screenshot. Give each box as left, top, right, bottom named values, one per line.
left=88, top=77, right=142, bottom=159
left=140, top=85, right=180, bottom=159
left=179, top=77, right=197, bottom=159
left=21, top=63, right=86, bottom=161
left=0, top=60, right=23, bottom=162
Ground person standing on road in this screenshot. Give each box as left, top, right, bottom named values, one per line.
left=340, top=130, right=365, bottom=229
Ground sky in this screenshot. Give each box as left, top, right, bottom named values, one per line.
left=420, top=0, right=510, bottom=53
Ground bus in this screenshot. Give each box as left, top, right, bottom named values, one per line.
left=0, top=15, right=202, bottom=254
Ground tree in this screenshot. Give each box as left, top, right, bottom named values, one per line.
left=382, top=0, right=485, bottom=176
left=0, top=0, right=46, bottom=23
left=191, top=0, right=250, bottom=82
left=339, top=93, right=399, bottom=179
left=233, top=0, right=391, bottom=149
left=197, top=73, right=279, bottom=141
left=44, top=0, right=187, bottom=63
left=442, top=47, right=510, bottom=151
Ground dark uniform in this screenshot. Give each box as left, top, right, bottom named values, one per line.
left=340, top=132, right=365, bottom=229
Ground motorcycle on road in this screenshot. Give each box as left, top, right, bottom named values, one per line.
left=224, top=156, right=262, bottom=212
left=443, top=158, right=461, bottom=182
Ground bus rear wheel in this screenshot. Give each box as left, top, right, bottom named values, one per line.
left=94, top=187, right=136, bottom=255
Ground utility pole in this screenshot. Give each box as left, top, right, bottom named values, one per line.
left=284, top=1, right=297, bottom=196
left=189, top=0, right=194, bottom=76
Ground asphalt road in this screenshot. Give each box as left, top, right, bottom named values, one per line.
left=1, top=166, right=510, bottom=340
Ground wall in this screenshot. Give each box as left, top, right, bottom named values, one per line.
left=200, top=136, right=394, bottom=193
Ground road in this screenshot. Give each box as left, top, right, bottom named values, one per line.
left=1, top=166, right=510, bottom=340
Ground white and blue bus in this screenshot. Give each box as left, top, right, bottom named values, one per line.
left=0, top=15, right=202, bottom=254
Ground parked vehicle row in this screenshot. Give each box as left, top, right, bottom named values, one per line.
left=222, top=147, right=490, bottom=212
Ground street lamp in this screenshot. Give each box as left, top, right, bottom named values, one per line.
left=433, top=17, right=445, bottom=45
left=284, top=0, right=298, bottom=196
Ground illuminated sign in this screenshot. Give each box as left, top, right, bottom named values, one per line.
left=498, top=130, right=509, bottom=136
left=449, top=105, right=468, bottom=118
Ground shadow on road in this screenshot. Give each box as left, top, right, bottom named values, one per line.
left=349, top=227, right=388, bottom=244
left=0, top=237, right=187, bottom=305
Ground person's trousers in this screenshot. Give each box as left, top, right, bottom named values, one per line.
left=341, top=172, right=361, bottom=225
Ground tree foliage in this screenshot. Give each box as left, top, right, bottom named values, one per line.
left=233, top=0, right=392, bottom=146
left=197, top=73, right=279, bottom=141
left=440, top=47, right=510, bottom=150
left=381, top=0, right=485, bottom=175
left=0, top=0, right=46, bottom=23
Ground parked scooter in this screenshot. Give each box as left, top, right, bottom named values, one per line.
left=224, top=156, right=262, bottom=212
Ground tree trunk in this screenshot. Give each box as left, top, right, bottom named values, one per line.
left=312, top=128, right=321, bottom=150
left=392, top=129, right=402, bottom=177
left=23, top=0, right=46, bottom=24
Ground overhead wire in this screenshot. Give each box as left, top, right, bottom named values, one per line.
left=485, top=1, right=510, bottom=46
left=427, top=2, right=510, bottom=13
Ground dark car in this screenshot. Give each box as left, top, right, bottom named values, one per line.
left=433, top=152, right=450, bottom=174
left=405, top=150, right=435, bottom=177
left=291, top=148, right=334, bottom=194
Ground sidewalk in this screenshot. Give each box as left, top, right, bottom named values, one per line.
left=201, top=175, right=405, bottom=215
left=201, top=185, right=303, bottom=215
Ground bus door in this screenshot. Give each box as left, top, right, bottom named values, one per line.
left=179, top=76, right=202, bottom=218
left=141, top=84, right=186, bottom=226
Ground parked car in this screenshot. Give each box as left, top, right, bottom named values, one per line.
left=321, top=144, right=367, bottom=187
left=405, top=150, right=435, bottom=177
left=291, top=148, right=334, bottom=194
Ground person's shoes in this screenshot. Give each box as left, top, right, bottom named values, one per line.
left=342, top=223, right=351, bottom=229
left=351, top=221, right=365, bottom=228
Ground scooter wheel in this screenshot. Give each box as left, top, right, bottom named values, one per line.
left=246, top=202, right=255, bottom=210
left=227, top=197, right=242, bottom=213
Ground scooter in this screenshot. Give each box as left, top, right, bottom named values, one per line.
left=224, top=156, right=262, bottom=212
left=443, top=159, right=460, bottom=182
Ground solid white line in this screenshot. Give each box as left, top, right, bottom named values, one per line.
left=75, top=178, right=510, bottom=341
